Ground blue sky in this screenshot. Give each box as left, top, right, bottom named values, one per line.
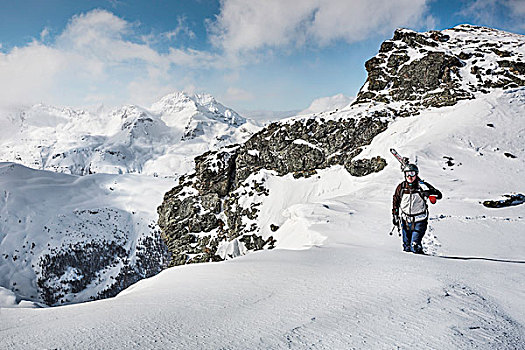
left=0, top=0, right=524, bottom=112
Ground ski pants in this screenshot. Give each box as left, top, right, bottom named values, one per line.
left=401, top=219, right=428, bottom=252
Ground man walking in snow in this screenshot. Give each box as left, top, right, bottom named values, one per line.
left=392, top=164, right=442, bottom=254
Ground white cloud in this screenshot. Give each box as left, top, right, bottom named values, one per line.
left=0, top=9, right=219, bottom=109
left=208, top=0, right=432, bottom=54
left=503, top=0, right=525, bottom=28
left=163, top=16, right=196, bottom=41
left=300, top=93, right=354, bottom=115
left=508, top=0, right=525, bottom=14
left=40, top=28, right=51, bottom=41
left=167, top=47, right=224, bottom=68
left=0, top=42, right=68, bottom=107
left=223, top=87, right=255, bottom=102
left=460, top=0, right=525, bottom=30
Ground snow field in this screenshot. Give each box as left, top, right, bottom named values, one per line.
left=0, top=163, right=176, bottom=304
left=1, top=89, right=524, bottom=348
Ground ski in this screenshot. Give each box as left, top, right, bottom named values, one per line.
left=390, top=148, right=409, bottom=170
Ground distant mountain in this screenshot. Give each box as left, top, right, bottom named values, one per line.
left=0, top=92, right=259, bottom=176
left=298, top=93, right=354, bottom=115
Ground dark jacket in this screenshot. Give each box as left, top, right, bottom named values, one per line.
left=392, top=177, right=442, bottom=218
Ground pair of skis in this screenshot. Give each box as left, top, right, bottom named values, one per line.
left=389, top=148, right=407, bottom=237
left=390, top=148, right=409, bottom=170
left=391, top=148, right=434, bottom=195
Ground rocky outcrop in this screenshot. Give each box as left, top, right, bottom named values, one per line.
left=158, top=116, right=388, bottom=266
left=355, top=25, right=525, bottom=116
left=483, top=194, right=525, bottom=208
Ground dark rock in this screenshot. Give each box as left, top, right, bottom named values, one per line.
left=379, top=41, right=394, bottom=53
left=158, top=116, right=389, bottom=266
left=194, top=147, right=238, bottom=196
left=459, top=52, right=474, bottom=60
left=504, top=152, right=517, bottom=159
left=345, top=156, right=387, bottom=177
left=492, top=48, right=512, bottom=57
left=393, top=28, right=439, bottom=48
left=483, top=194, right=525, bottom=208
left=239, top=234, right=275, bottom=251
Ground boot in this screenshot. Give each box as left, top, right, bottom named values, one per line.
left=411, top=242, right=424, bottom=254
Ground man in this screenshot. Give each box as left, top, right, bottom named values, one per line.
left=392, top=164, right=442, bottom=254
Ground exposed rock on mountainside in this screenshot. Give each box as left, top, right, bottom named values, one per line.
left=36, top=209, right=169, bottom=305
left=158, top=117, right=388, bottom=266
left=356, top=25, right=525, bottom=116
left=158, top=24, right=525, bottom=267
left=0, top=162, right=172, bottom=306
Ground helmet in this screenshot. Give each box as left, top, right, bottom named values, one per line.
left=402, top=163, right=419, bottom=174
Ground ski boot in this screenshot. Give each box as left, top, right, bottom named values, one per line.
left=411, top=242, right=424, bottom=254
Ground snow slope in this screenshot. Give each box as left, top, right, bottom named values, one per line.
left=1, top=88, right=524, bottom=349
left=1, top=24, right=524, bottom=348
left=0, top=162, right=176, bottom=305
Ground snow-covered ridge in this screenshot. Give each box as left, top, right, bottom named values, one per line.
left=0, top=92, right=258, bottom=177
left=3, top=87, right=524, bottom=348
left=355, top=24, right=525, bottom=116
left=2, top=24, right=525, bottom=319
left=0, top=91, right=258, bottom=306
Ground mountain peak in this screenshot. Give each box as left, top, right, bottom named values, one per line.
left=151, top=91, right=217, bottom=113
left=151, top=91, right=246, bottom=128
left=354, top=24, right=525, bottom=116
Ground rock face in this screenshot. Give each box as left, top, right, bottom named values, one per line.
left=483, top=194, right=525, bottom=208
left=158, top=116, right=389, bottom=266
left=157, top=24, right=525, bottom=267
left=356, top=25, right=525, bottom=116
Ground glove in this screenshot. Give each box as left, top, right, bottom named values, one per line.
left=392, top=216, right=399, bottom=226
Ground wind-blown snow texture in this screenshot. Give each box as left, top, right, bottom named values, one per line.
left=1, top=25, right=525, bottom=349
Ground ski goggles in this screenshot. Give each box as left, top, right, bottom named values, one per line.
left=404, top=171, right=417, bottom=177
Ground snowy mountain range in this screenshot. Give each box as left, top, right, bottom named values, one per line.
left=1, top=24, right=525, bottom=349
left=0, top=92, right=261, bottom=305
left=0, top=92, right=259, bottom=176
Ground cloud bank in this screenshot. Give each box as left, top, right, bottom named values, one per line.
left=0, top=10, right=218, bottom=109
left=209, top=0, right=434, bottom=54
left=27, top=1, right=525, bottom=111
